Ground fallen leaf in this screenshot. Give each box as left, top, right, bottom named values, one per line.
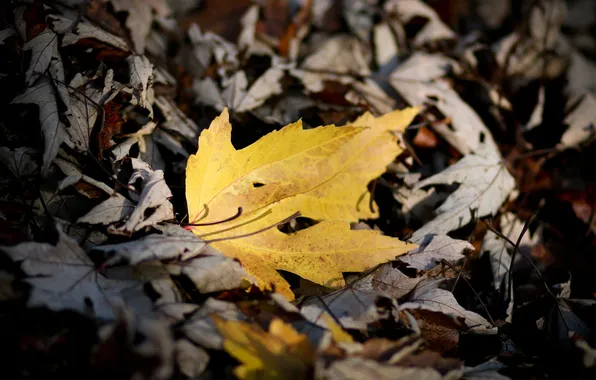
left=175, top=339, right=209, bottom=378
left=411, top=153, right=516, bottom=243
left=115, top=161, right=174, bottom=234
left=236, top=66, right=285, bottom=112
left=0, top=147, right=38, bottom=177
left=66, top=70, right=118, bottom=152
left=385, top=0, right=456, bottom=46
left=213, top=316, right=314, bottom=380
left=0, top=224, right=153, bottom=319
left=462, top=359, right=511, bottom=380
left=318, top=357, right=452, bottom=380
left=77, top=193, right=135, bottom=225
left=301, top=287, right=394, bottom=331
left=321, top=312, right=355, bottom=344
left=12, top=77, right=68, bottom=175
left=390, top=53, right=499, bottom=157
left=94, top=306, right=174, bottom=379
left=400, top=234, right=472, bottom=271
left=559, top=92, right=596, bottom=149
left=353, top=264, right=430, bottom=300
left=50, top=14, right=129, bottom=51
left=109, top=0, right=171, bottom=53
left=186, top=108, right=418, bottom=298
left=302, top=35, right=371, bottom=77
left=127, top=55, right=154, bottom=112
left=181, top=298, right=247, bottom=349
left=400, top=287, right=493, bottom=330
left=93, top=224, right=207, bottom=265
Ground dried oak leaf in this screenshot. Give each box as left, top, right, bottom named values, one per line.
left=185, top=108, right=419, bottom=299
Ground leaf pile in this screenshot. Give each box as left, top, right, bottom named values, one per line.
left=1, top=0, right=596, bottom=379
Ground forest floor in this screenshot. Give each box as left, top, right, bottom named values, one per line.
left=1, top=0, right=596, bottom=379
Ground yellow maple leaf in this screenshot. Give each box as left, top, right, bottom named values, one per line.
left=213, top=316, right=314, bottom=380
left=186, top=108, right=419, bottom=299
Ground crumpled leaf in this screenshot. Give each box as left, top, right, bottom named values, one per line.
left=66, top=70, right=118, bottom=152
left=116, top=162, right=174, bottom=234
left=54, top=157, right=114, bottom=196
left=411, top=153, right=516, bottom=243
left=302, top=35, right=371, bottom=77
left=109, top=0, right=171, bottom=53
left=127, top=55, right=154, bottom=112
left=390, top=53, right=499, bottom=157
left=559, top=92, right=596, bottom=149
left=213, top=316, right=314, bottom=380
left=385, top=0, right=456, bottom=46
left=0, top=224, right=153, bottom=320
left=12, top=77, right=68, bottom=175
left=236, top=66, right=284, bottom=112
left=50, top=14, right=129, bottom=51
left=186, top=108, right=418, bottom=299
left=400, top=234, right=472, bottom=271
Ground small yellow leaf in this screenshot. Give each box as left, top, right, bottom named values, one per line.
left=213, top=316, right=314, bottom=380
left=321, top=313, right=354, bottom=344
left=186, top=108, right=419, bottom=299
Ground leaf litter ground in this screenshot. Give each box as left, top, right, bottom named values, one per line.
left=1, top=0, right=596, bottom=379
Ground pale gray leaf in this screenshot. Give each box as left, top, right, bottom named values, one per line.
left=169, top=246, right=252, bottom=293
left=117, top=169, right=174, bottom=233
left=127, top=54, right=154, bottom=111
left=0, top=147, right=38, bottom=177
left=385, top=0, right=456, bottom=46
left=400, top=287, right=493, bottom=330
left=236, top=67, right=284, bottom=112
left=463, top=359, right=510, bottom=380
left=12, top=77, right=68, bottom=175
left=77, top=193, right=135, bottom=225
left=302, top=35, right=371, bottom=77
left=176, top=339, right=209, bottom=378
left=560, top=92, right=596, bottom=149
left=180, top=298, right=247, bottom=349
left=301, top=288, right=394, bottom=331
left=154, top=96, right=199, bottom=141
left=411, top=154, right=516, bottom=242
left=353, top=264, right=432, bottom=300
left=343, top=0, right=376, bottom=42
left=0, top=224, right=151, bottom=319
left=0, top=27, right=15, bottom=44
left=110, top=0, right=170, bottom=53
left=23, top=29, right=59, bottom=85
left=401, top=234, right=472, bottom=270
left=96, top=224, right=207, bottom=265
left=50, top=14, right=129, bottom=51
